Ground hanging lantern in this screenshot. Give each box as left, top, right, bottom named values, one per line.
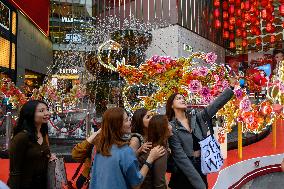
left=242, top=39, right=248, bottom=47
left=250, top=15, right=257, bottom=23
left=235, top=0, right=241, bottom=6
left=223, top=11, right=229, bottom=20
left=251, top=26, right=257, bottom=35
left=256, top=37, right=262, bottom=45
left=270, top=35, right=276, bottom=43
left=255, top=28, right=261, bottom=35
left=230, top=41, right=236, bottom=48
left=223, top=1, right=229, bottom=10
left=215, top=20, right=221, bottom=28
left=260, top=0, right=268, bottom=8
left=269, top=15, right=275, bottom=22
left=236, top=19, right=242, bottom=27
left=255, top=20, right=260, bottom=26
left=241, top=2, right=244, bottom=9
left=229, top=17, right=236, bottom=25
left=241, top=22, right=246, bottom=29
left=214, top=0, right=220, bottom=7
left=229, top=0, right=234, bottom=4
left=229, top=33, right=235, bottom=40
left=280, top=5, right=284, bottom=16
left=236, top=29, right=242, bottom=37
left=242, top=30, right=247, bottom=38
left=245, top=1, right=250, bottom=10
left=229, top=5, right=235, bottom=14
left=224, top=21, right=229, bottom=29
left=223, top=31, right=230, bottom=39
left=236, top=9, right=242, bottom=17
left=214, top=9, right=220, bottom=17
left=229, top=25, right=234, bottom=31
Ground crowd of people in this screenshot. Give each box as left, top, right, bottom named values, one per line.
left=2, top=49, right=284, bottom=189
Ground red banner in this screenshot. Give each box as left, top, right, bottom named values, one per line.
left=8, top=0, right=49, bottom=36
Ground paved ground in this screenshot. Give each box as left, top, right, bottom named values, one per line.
left=242, top=172, right=284, bottom=189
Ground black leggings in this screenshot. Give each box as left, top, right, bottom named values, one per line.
left=169, top=157, right=208, bottom=189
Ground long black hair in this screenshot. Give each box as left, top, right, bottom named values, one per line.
left=13, top=100, right=49, bottom=143
left=131, top=108, right=148, bottom=136
left=166, top=93, right=178, bottom=121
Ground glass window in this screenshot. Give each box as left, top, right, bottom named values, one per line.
left=0, top=1, right=10, bottom=30
left=0, top=37, right=10, bottom=69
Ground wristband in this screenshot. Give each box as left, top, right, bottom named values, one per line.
left=144, top=161, right=152, bottom=169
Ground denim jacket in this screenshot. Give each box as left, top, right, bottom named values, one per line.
left=168, top=88, right=234, bottom=189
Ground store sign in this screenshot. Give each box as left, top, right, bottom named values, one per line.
left=65, top=34, right=81, bottom=43
left=59, top=68, right=78, bottom=74
left=61, top=17, right=84, bottom=23
left=0, top=1, right=10, bottom=30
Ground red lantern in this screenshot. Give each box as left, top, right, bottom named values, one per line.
left=255, top=28, right=261, bottom=35
left=214, top=9, right=220, bottom=17
left=236, top=19, right=242, bottom=27
left=229, top=25, right=234, bottom=31
left=223, top=21, right=229, bottom=29
left=260, top=0, right=268, bottom=8
left=235, top=0, right=241, bottom=6
left=242, top=39, right=248, bottom=47
left=251, top=26, right=257, bottom=35
left=223, top=31, right=230, bottom=39
left=256, top=37, right=262, bottom=45
left=229, top=33, right=235, bottom=40
left=270, top=35, right=276, bottom=43
left=215, top=20, right=221, bottom=28
left=229, top=0, right=234, bottom=4
left=255, top=20, right=260, bottom=26
left=269, top=15, right=275, bottom=22
left=229, top=17, right=236, bottom=25
left=236, top=29, right=242, bottom=37
left=241, top=22, right=246, bottom=29
left=229, top=5, right=235, bottom=14
left=214, top=0, right=220, bottom=7
left=236, top=9, right=242, bottom=17
left=230, top=41, right=236, bottom=49
left=241, top=2, right=244, bottom=9
left=279, top=4, right=284, bottom=16
left=223, top=11, right=229, bottom=20
left=223, top=1, right=229, bottom=10
left=245, top=1, right=250, bottom=10
left=244, top=13, right=251, bottom=21
left=242, top=30, right=247, bottom=38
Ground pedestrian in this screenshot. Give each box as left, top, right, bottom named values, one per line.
left=166, top=80, right=237, bottom=189
left=8, top=100, right=56, bottom=189
left=89, top=107, right=165, bottom=189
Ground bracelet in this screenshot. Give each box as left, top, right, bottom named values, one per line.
left=144, top=161, right=152, bottom=169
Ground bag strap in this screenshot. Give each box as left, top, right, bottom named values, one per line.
left=71, top=162, right=84, bottom=181
left=196, top=108, right=214, bottom=138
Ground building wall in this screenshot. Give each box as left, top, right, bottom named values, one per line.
left=16, top=12, right=53, bottom=86
left=146, top=25, right=225, bottom=63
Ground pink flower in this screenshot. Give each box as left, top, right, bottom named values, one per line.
left=234, top=89, right=243, bottom=100
left=240, top=98, right=251, bottom=112
left=222, top=80, right=230, bottom=89
left=205, top=52, right=217, bottom=64
left=151, top=55, right=159, bottom=62
left=199, top=86, right=211, bottom=98
left=198, top=67, right=209, bottom=76
left=214, top=74, right=220, bottom=82
left=279, top=82, right=284, bottom=93
left=191, top=70, right=199, bottom=77
left=202, top=96, right=213, bottom=104
left=189, top=80, right=202, bottom=93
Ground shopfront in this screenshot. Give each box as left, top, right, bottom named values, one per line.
left=0, top=0, right=17, bottom=81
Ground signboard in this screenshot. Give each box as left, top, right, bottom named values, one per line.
left=8, top=0, right=49, bottom=36
left=0, top=1, right=10, bottom=30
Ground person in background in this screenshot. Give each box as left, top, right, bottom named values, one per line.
left=139, top=115, right=172, bottom=189
left=166, top=79, right=237, bottom=189
left=8, top=100, right=55, bottom=189
left=129, top=108, right=153, bottom=157
left=89, top=107, right=165, bottom=189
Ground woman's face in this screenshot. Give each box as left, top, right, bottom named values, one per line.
left=142, top=111, right=152, bottom=128
left=172, top=94, right=187, bottom=110
left=275, top=53, right=284, bottom=63
left=34, top=103, right=51, bottom=126
left=122, top=112, right=132, bottom=134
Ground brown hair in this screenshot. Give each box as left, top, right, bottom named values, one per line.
left=96, top=107, right=128, bottom=156
left=147, top=115, right=170, bottom=146
left=166, top=93, right=178, bottom=121
left=131, top=108, right=148, bottom=136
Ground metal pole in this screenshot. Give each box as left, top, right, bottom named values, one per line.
left=5, top=112, right=12, bottom=150
left=238, top=121, right=243, bottom=159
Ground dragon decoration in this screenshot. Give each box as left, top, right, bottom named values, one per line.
left=96, top=40, right=279, bottom=134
